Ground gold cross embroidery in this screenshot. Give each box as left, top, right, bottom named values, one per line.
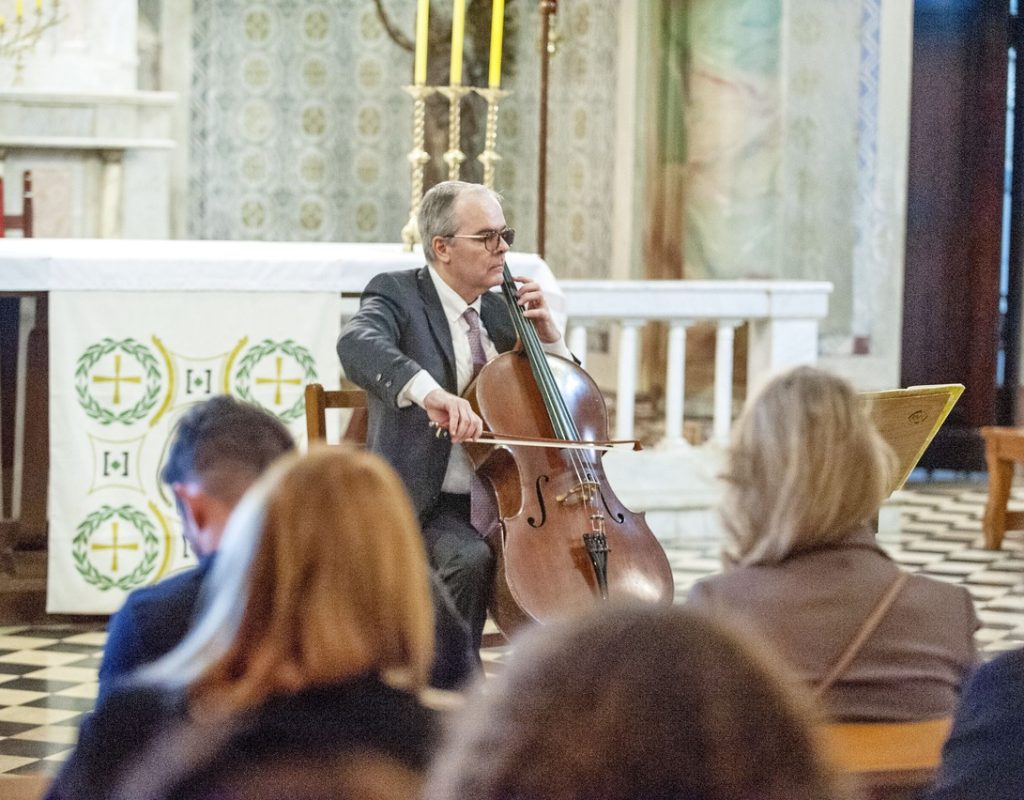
left=255, top=356, right=302, bottom=405
left=92, top=355, right=142, bottom=405
left=90, top=521, right=138, bottom=573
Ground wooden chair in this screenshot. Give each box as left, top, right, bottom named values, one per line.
left=0, top=774, right=49, bottom=800
left=304, top=383, right=368, bottom=444
left=0, top=171, right=34, bottom=237
left=820, top=717, right=951, bottom=797
left=980, top=426, right=1024, bottom=549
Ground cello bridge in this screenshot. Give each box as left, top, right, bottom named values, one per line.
left=556, top=480, right=599, bottom=505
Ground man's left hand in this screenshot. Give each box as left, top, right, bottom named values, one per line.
left=513, top=276, right=561, bottom=344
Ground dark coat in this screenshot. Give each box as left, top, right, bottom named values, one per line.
left=928, top=647, right=1024, bottom=800
left=45, top=677, right=440, bottom=800
left=337, top=267, right=516, bottom=519
left=98, top=559, right=212, bottom=704
left=100, top=558, right=473, bottom=693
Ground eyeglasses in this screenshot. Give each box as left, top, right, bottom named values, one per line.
left=448, top=227, right=515, bottom=252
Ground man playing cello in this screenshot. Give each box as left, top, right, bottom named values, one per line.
left=337, top=181, right=571, bottom=651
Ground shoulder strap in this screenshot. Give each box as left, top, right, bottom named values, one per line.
left=813, top=571, right=910, bottom=700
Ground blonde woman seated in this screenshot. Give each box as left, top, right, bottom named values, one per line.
left=46, top=447, right=440, bottom=800
left=423, top=604, right=847, bottom=800
left=688, top=366, right=978, bottom=722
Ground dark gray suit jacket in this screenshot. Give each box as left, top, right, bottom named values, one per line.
left=337, top=267, right=517, bottom=519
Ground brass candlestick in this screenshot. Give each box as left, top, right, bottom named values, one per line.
left=0, top=1, right=66, bottom=79
left=401, top=84, right=434, bottom=251
left=440, top=85, right=471, bottom=181
left=474, top=87, right=509, bottom=189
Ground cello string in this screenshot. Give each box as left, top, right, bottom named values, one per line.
left=500, top=267, right=591, bottom=493
left=507, top=270, right=604, bottom=528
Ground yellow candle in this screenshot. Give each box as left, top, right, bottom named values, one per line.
left=414, top=0, right=430, bottom=85
left=14, top=0, right=23, bottom=20
left=35, top=0, right=41, bottom=12
left=0, top=14, right=6, bottom=27
left=488, top=0, right=505, bottom=88
left=449, top=0, right=466, bottom=85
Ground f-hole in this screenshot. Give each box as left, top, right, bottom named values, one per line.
left=527, top=474, right=549, bottom=528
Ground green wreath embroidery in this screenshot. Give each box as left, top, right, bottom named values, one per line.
left=71, top=504, right=160, bottom=591
left=233, top=339, right=317, bottom=422
left=74, top=338, right=162, bottom=425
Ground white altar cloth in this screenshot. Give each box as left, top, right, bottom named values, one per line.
left=0, top=239, right=560, bottom=614
left=0, top=240, right=564, bottom=316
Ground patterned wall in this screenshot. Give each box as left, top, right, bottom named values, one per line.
left=190, top=2, right=410, bottom=242
left=188, top=0, right=619, bottom=280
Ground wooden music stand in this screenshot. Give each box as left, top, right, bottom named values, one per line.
left=860, top=384, right=965, bottom=495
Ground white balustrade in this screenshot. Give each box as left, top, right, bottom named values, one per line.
left=614, top=319, right=644, bottom=440
left=662, top=320, right=690, bottom=446
left=713, top=321, right=739, bottom=442
left=567, top=322, right=591, bottom=370
left=560, top=280, right=833, bottom=445
left=340, top=277, right=833, bottom=446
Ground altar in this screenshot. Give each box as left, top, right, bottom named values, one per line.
left=0, top=239, right=560, bottom=614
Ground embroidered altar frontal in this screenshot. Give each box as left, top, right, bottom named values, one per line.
left=46, top=291, right=342, bottom=613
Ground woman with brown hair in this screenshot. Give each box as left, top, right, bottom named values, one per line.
left=423, top=604, right=847, bottom=800
left=689, top=365, right=978, bottom=721
left=47, top=446, right=440, bottom=800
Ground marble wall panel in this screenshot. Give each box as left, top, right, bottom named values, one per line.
left=28, top=165, right=75, bottom=238
left=780, top=0, right=861, bottom=339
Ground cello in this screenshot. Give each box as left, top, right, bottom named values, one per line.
left=462, top=265, right=675, bottom=635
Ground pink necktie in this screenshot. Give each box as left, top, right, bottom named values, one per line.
left=463, top=307, right=487, bottom=379
left=463, top=308, right=498, bottom=537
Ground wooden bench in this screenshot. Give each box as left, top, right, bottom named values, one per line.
left=980, top=426, right=1024, bottom=549
left=0, top=774, right=49, bottom=800
left=821, top=717, right=951, bottom=796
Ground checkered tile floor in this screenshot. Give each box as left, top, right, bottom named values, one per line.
left=3, top=481, right=1024, bottom=777
left=0, top=629, right=103, bottom=776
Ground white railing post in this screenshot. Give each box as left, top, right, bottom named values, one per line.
left=713, top=320, right=740, bottom=443
left=560, top=281, right=833, bottom=446
left=747, top=317, right=821, bottom=396
left=615, top=319, right=643, bottom=440
left=568, top=321, right=591, bottom=370
left=661, top=319, right=690, bottom=448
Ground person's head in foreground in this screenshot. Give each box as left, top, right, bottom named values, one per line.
left=160, top=394, right=295, bottom=558
left=422, top=603, right=846, bottom=800
left=721, top=365, right=896, bottom=568
left=145, top=444, right=435, bottom=711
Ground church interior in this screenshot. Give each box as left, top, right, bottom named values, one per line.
left=0, top=0, right=1023, bottom=797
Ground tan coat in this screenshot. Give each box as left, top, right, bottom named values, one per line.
left=687, top=527, right=979, bottom=722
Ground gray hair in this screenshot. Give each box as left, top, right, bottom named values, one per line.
left=418, top=181, right=502, bottom=265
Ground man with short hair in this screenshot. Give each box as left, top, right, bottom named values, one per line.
left=338, top=180, right=570, bottom=650
left=99, top=394, right=476, bottom=697
left=97, top=396, right=294, bottom=702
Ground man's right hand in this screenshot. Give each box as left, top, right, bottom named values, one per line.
left=424, top=389, right=483, bottom=444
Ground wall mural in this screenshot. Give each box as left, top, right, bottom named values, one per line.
left=189, top=0, right=619, bottom=280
